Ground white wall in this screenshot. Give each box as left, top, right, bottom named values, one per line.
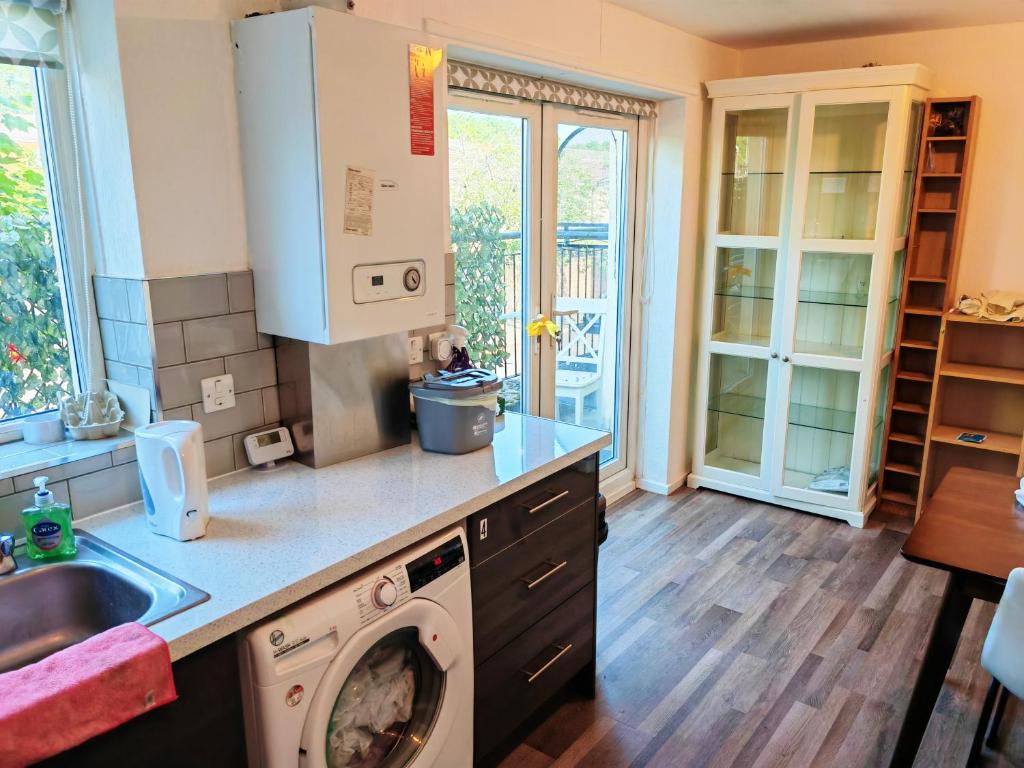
left=739, top=22, right=1024, bottom=296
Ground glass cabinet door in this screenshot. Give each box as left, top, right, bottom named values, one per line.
left=704, top=354, right=769, bottom=476
left=719, top=108, right=789, bottom=236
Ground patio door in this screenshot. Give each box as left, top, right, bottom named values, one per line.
left=539, top=105, right=639, bottom=474
left=447, top=95, right=642, bottom=475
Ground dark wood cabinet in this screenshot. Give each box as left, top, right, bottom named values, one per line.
left=468, top=454, right=599, bottom=765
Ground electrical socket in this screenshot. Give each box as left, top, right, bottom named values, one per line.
left=408, top=336, right=424, bottom=365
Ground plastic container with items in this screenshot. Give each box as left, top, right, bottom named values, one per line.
left=409, top=369, right=501, bottom=454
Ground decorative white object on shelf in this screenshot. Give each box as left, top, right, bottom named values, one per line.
left=955, top=292, right=1024, bottom=323
left=60, top=390, right=124, bottom=440
left=21, top=412, right=65, bottom=445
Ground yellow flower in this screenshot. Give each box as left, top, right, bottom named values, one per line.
left=527, top=315, right=559, bottom=338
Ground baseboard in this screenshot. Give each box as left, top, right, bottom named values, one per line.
left=636, top=473, right=688, bottom=496
left=599, top=471, right=637, bottom=506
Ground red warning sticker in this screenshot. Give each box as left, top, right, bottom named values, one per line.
left=408, top=44, right=442, bottom=156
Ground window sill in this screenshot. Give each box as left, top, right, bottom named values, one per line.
left=0, top=431, right=136, bottom=484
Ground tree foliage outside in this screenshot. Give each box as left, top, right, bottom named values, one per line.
left=0, top=63, right=72, bottom=421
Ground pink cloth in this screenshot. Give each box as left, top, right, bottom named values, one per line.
left=0, top=622, right=177, bottom=767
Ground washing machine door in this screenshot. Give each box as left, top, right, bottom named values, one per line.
left=299, top=598, right=467, bottom=768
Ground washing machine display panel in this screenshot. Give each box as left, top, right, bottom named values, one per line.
left=407, top=536, right=465, bottom=592
left=353, top=564, right=411, bottom=627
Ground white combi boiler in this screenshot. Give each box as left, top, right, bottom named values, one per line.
left=231, top=8, right=448, bottom=345
left=238, top=528, right=473, bottom=768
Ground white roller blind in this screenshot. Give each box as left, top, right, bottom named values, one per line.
left=0, top=0, right=65, bottom=68
left=448, top=60, right=657, bottom=118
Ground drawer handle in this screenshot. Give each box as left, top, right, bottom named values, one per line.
left=519, top=560, right=568, bottom=590
left=525, top=489, right=570, bottom=515
left=523, top=643, right=573, bottom=684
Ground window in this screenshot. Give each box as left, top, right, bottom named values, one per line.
left=0, top=61, right=79, bottom=426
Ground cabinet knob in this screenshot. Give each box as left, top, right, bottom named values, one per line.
left=770, top=352, right=779, bottom=359
left=782, top=356, right=791, bottom=363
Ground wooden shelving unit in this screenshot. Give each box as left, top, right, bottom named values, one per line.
left=917, top=315, right=1024, bottom=517
left=878, top=97, right=979, bottom=516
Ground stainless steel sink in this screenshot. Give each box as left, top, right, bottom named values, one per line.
left=0, top=530, right=208, bottom=672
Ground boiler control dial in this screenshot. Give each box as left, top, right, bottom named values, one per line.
left=371, top=577, right=398, bottom=609
left=403, top=266, right=422, bottom=292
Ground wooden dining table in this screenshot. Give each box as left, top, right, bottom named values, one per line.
left=889, top=467, right=1024, bottom=767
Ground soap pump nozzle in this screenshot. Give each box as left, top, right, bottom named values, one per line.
left=33, top=476, right=53, bottom=508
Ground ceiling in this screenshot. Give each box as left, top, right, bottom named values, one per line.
left=611, top=0, right=1024, bottom=48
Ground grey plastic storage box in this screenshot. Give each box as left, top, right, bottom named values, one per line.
left=410, top=369, right=502, bottom=454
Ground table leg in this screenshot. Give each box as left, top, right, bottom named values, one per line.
left=889, top=572, right=973, bottom=768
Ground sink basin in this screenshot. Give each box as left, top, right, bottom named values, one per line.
left=0, top=530, right=208, bottom=672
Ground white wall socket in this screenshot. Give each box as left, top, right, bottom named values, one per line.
left=201, top=374, right=236, bottom=414
left=408, top=336, right=424, bottom=365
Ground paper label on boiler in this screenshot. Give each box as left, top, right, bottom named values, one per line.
left=344, top=166, right=375, bottom=236
left=821, top=175, right=847, bottom=194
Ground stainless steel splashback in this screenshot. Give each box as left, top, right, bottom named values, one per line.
left=275, top=333, right=410, bottom=468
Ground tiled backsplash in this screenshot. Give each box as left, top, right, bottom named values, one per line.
left=149, top=271, right=280, bottom=478
left=0, top=264, right=458, bottom=531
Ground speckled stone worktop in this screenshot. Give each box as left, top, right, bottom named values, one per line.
left=77, top=414, right=610, bottom=661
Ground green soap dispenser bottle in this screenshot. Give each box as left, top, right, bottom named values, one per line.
left=22, top=476, right=76, bottom=559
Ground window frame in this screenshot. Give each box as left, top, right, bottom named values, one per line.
left=0, top=61, right=95, bottom=442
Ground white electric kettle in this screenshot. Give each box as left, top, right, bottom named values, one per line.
left=135, top=420, right=210, bottom=541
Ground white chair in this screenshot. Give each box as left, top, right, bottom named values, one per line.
left=969, top=567, right=1024, bottom=765
left=553, top=297, right=608, bottom=425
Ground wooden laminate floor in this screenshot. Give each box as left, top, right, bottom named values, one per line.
left=497, top=488, right=1024, bottom=768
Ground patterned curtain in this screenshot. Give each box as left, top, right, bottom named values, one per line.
left=0, top=0, right=65, bottom=68
left=448, top=60, right=657, bottom=118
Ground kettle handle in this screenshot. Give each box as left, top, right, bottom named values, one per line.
left=157, top=432, right=190, bottom=518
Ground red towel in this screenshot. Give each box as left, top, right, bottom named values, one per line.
left=0, top=622, right=177, bottom=767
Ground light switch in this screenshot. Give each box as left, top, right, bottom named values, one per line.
left=408, top=336, right=424, bottom=365
left=201, top=374, right=235, bottom=413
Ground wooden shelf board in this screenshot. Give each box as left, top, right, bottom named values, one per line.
left=892, top=401, right=929, bottom=415
left=931, top=424, right=1022, bottom=455
left=904, top=305, right=944, bottom=316
left=896, top=370, right=933, bottom=383
left=921, top=173, right=961, bottom=178
left=908, top=276, right=947, bottom=284
left=945, top=313, right=1024, bottom=327
left=880, top=489, right=917, bottom=506
left=918, top=208, right=957, bottom=214
left=939, top=362, right=1024, bottom=386
left=926, top=135, right=967, bottom=141
left=890, top=431, right=925, bottom=446
left=886, top=462, right=922, bottom=477
left=901, top=339, right=939, bottom=350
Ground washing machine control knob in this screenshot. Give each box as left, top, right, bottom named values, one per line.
left=371, top=577, right=398, bottom=609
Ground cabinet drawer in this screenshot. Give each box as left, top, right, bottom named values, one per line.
left=472, top=500, right=595, bottom=663
left=468, top=455, right=597, bottom=565
left=474, top=583, right=595, bottom=761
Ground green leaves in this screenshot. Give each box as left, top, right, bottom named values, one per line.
left=0, top=63, right=71, bottom=421
left=451, top=202, right=512, bottom=374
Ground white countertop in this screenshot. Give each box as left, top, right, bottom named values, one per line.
left=78, top=414, right=610, bottom=661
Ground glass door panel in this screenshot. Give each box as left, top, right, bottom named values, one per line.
left=883, top=249, right=905, bottom=355
left=448, top=105, right=534, bottom=414
left=712, top=248, right=776, bottom=346
left=782, top=366, right=859, bottom=495
left=868, top=362, right=891, bottom=488
left=898, top=101, right=924, bottom=238
left=804, top=102, right=889, bottom=240
left=794, top=251, right=872, bottom=358
left=546, top=110, right=637, bottom=471
left=718, top=108, right=788, bottom=236
left=705, top=354, right=768, bottom=476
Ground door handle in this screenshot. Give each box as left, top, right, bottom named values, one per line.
left=522, top=643, right=573, bottom=683
left=519, top=560, right=568, bottom=590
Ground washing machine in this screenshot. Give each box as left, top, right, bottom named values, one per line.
left=239, top=526, right=473, bottom=768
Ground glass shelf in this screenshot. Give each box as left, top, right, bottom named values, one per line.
left=719, top=108, right=788, bottom=237
left=793, top=251, right=872, bottom=358
left=705, top=354, right=769, bottom=477
left=804, top=102, right=889, bottom=240
left=788, top=401, right=856, bottom=434
left=712, top=248, right=776, bottom=348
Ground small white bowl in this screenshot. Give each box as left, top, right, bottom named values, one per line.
left=22, top=413, right=66, bottom=445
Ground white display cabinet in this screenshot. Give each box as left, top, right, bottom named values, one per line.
left=692, top=65, right=931, bottom=526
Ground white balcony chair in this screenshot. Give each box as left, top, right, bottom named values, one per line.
left=969, top=566, right=1024, bottom=765
left=553, top=297, right=608, bottom=425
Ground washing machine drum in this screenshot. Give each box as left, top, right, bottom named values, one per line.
left=299, top=599, right=464, bottom=768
